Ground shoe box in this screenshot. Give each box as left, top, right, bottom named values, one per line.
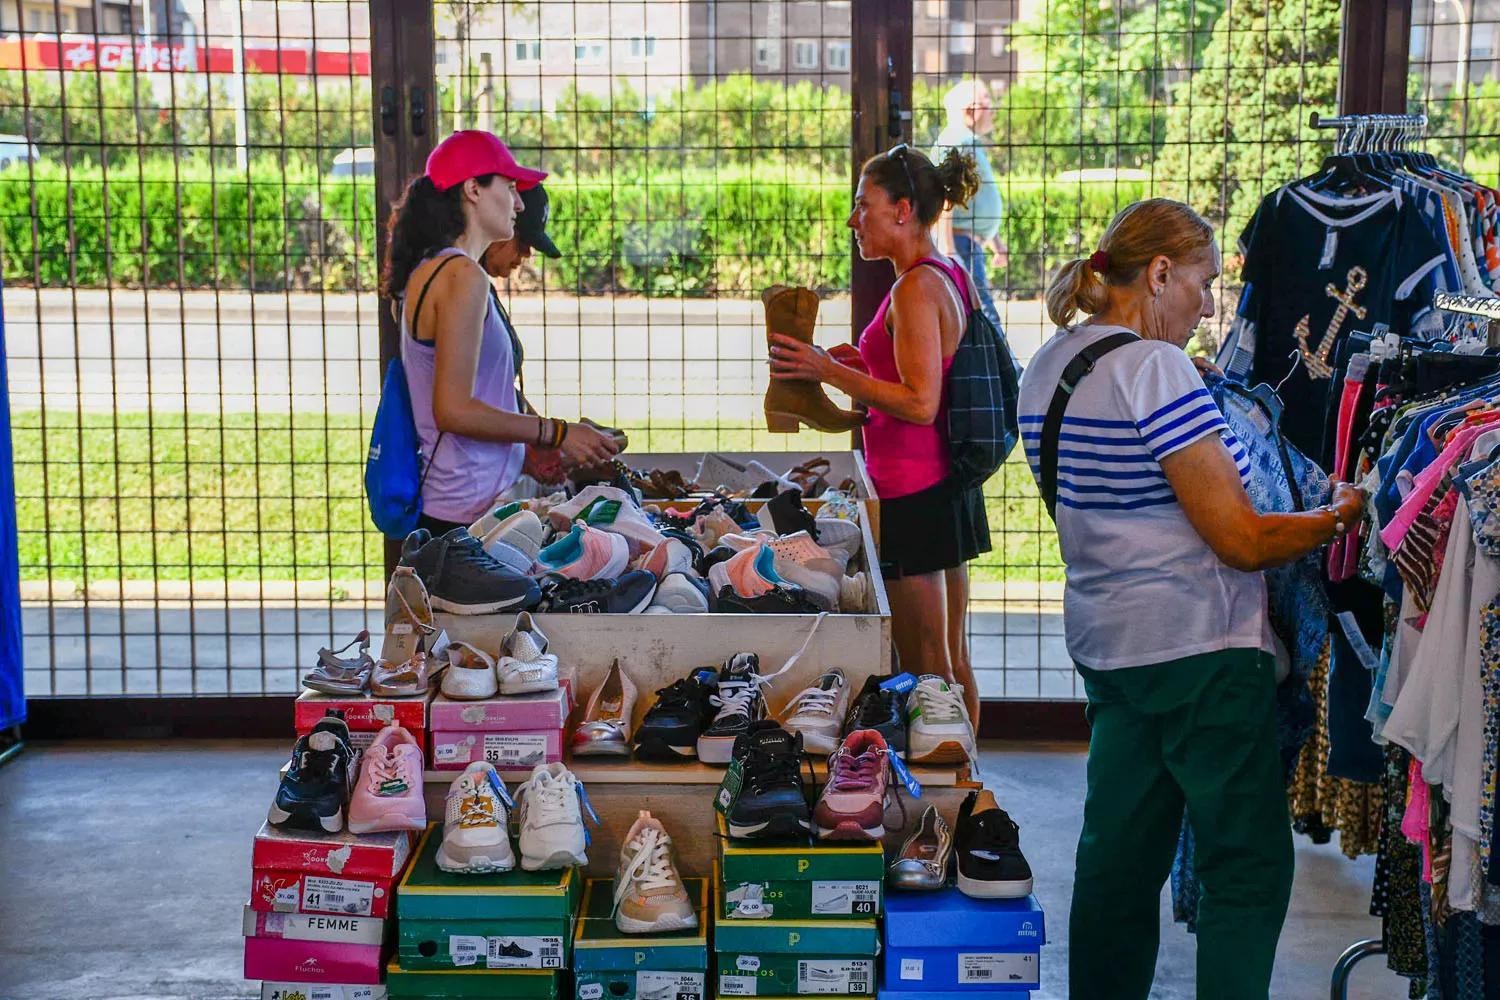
left=395, top=824, right=579, bottom=972
left=245, top=937, right=387, bottom=985
left=295, top=690, right=430, bottom=752
left=715, top=864, right=879, bottom=997
left=385, top=959, right=562, bottom=1000
left=249, top=825, right=413, bottom=921
left=716, top=815, right=884, bottom=921
left=261, top=982, right=388, bottom=1000
left=429, top=681, right=573, bottom=773
left=880, top=890, right=1045, bottom=995
left=572, top=877, right=710, bottom=1000
left=243, top=908, right=388, bottom=947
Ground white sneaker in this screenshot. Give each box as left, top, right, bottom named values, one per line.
left=481, top=508, right=545, bottom=564
left=440, top=640, right=498, bottom=700
left=516, top=762, right=589, bottom=870
left=695, top=453, right=760, bottom=492
left=569, top=492, right=665, bottom=556
left=497, top=612, right=560, bottom=695
left=634, top=536, right=698, bottom=579
left=745, top=460, right=799, bottom=494
left=840, top=572, right=870, bottom=614
left=647, top=572, right=710, bottom=613
left=907, top=674, right=978, bottom=765
left=780, top=667, right=849, bottom=755
left=436, top=762, right=515, bottom=873
left=812, top=517, right=863, bottom=564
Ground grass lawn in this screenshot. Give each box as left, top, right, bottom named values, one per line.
left=11, top=410, right=1061, bottom=590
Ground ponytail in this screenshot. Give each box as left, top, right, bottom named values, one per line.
left=381, top=172, right=500, bottom=300
left=933, top=148, right=980, bottom=217
left=1046, top=258, right=1111, bottom=329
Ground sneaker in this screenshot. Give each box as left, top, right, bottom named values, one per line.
left=479, top=507, right=546, bottom=572
left=573, top=658, right=637, bottom=757
left=696, top=453, right=761, bottom=493
left=516, top=762, right=589, bottom=870
left=548, top=484, right=636, bottom=524
left=839, top=572, right=870, bottom=614
left=694, top=509, right=744, bottom=550
left=767, top=534, right=844, bottom=612
left=721, top=720, right=811, bottom=839
left=634, top=534, right=699, bottom=580
left=887, top=805, right=953, bottom=890
left=812, top=515, right=862, bottom=565
left=302, top=631, right=374, bottom=695
left=763, top=488, right=819, bottom=540
left=780, top=667, right=849, bottom=755
left=496, top=611, right=560, bottom=694
left=955, top=790, right=1033, bottom=899
left=268, top=711, right=355, bottom=832
left=907, top=675, right=977, bottom=765
left=493, top=940, right=533, bottom=958
left=645, top=572, right=709, bottom=614
left=570, top=491, right=666, bottom=556
left=613, top=811, right=698, bottom=934
left=813, top=729, right=891, bottom=841
left=844, top=675, right=908, bottom=758
left=745, top=459, right=799, bottom=494
left=440, top=640, right=499, bottom=700
left=540, top=571, right=658, bottom=614
left=709, top=543, right=787, bottom=601
left=713, top=585, right=823, bottom=615
left=635, top=669, right=719, bottom=761
left=400, top=528, right=541, bottom=614
left=697, top=652, right=765, bottom=764
left=695, top=544, right=736, bottom=578
left=694, top=495, right=760, bottom=530
left=436, top=762, right=516, bottom=874
left=535, top=523, right=630, bottom=581
left=347, top=724, right=426, bottom=834
left=470, top=499, right=522, bottom=540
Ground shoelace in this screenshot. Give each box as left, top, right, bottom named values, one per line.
left=519, top=772, right=576, bottom=826
left=459, top=782, right=500, bottom=827
left=613, top=827, right=678, bottom=913
left=916, top=683, right=968, bottom=725
left=367, top=749, right=410, bottom=794
left=710, top=677, right=766, bottom=722
left=829, top=749, right=881, bottom=791
left=649, top=679, right=699, bottom=713
left=743, top=743, right=810, bottom=797
left=786, top=682, right=841, bottom=720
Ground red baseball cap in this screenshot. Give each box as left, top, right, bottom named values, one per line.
left=425, top=131, right=547, bottom=192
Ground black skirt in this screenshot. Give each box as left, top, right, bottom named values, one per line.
left=877, top=477, right=992, bottom=580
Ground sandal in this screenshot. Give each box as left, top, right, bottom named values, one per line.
left=371, top=648, right=432, bottom=698
left=302, top=631, right=374, bottom=695
left=787, top=457, right=832, bottom=497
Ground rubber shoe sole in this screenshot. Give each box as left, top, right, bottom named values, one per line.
left=615, top=910, right=700, bottom=934
left=430, top=592, right=534, bottom=615
left=956, top=871, right=1034, bottom=899
left=521, top=847, right=588, bottom=871
left=727, top=812, right=811, bottom=839
left=268, top=802, right=343, bottom=833
left=814, top=818, right=884, bottom=841
left=908, top=739, right=973, bottom=765
left=634, top=735, right=697, bottom=762
left=348, top=812, right=426, bottom=835
left=436, top=846, right=515, bottom=874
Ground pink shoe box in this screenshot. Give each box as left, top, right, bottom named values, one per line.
left=243, top=904, right=387, bottom=946
left=430, top=728, right=564, bottom=771
left=429, top=684, right=572, bottom=733
left=244, top=935, right=387, bottom=985
left=252, top=822, right=413, bottom=879
left=250, top=868, right=397, bottom=919
left=261, top=985, right=387, bottom=1000
left=295, top=690, right=430, bottom=739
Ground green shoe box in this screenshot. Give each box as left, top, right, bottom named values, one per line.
left=385, top=958, right=562, bottom=999
left=572, top=878, right=711, bottom=1000
left=714, top=870, right=879, bottom=997
left=716, top=815, right=885, bottom=920
left=396, top=825, right=579, bottom=971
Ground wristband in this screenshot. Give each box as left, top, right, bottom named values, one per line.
left=535, top=417, right=549, bottom=446
left=1320, top=503, right=1348, bottom=537
left=552, top=419, right=568, bottom=449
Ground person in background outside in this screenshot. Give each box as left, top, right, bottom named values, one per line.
left=932, top=80, right=1008, bottom=336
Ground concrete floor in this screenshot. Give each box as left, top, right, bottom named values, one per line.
left=0, top=741, right=1405, bottom=1000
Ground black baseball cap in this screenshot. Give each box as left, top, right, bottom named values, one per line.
left=517, top=183, right=561, bottom=259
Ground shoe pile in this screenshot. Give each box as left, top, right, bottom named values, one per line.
left=881, top=793, right=1044, bottom=996
left=249, top=712, right=417, bottom=995
left=430, top=613, right=573, bottom=776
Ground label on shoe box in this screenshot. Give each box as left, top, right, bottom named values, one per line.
left=261, top=983, right=387, bottom=1000
left=899, top=958, right=924, bottom=981
left=252, top=821, right=412, bottom=878
left=810, top=881, right=880, bottom=916
left=484, top=734, right=552, bottom=768
left=430, top=686, right=573, bottom=732
left=956, top=952, right=1039, bottom=987
left=242, top=905, right=386, bottom=946
left=243, top=936, right=385, bottom=984
left=430, top=729, right=562, bottom=771
left=487, top=935, right=566, bottom=970
left=250, top=869, right=394, bottom=919
left=797, top=959, right=874, bottom=995
left=636, top=972, right=705, bottom=1000
left=302, top=876, right=375, bottom=917
left=718, top=975, right=758, bottom=996
left=449, top=935, right=486, bottom=967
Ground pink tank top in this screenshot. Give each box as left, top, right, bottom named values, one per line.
left=857, top=256, right=964, bottom=499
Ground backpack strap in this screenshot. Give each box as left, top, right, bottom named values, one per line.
left=1039, top=332, right=1141, bottom=521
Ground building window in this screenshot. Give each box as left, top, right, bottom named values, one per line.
left=925, top=0, right=945, bottom=18
left=826, top=41, right=850, bottom=70
left=575, top=40, right=606, bottom=62
left=793, top=39, right=818, bottom=69
left=514, top=40, right=541, bottom=62
left=1474, top=27, right=1496, bottom=60
left=948, top=22, right=976, bottom=55
left=991, top=30, right=1006, bottom=57
left=755, top=38, right=781, bottom=70
left=630, top=36, right=657, bottom=58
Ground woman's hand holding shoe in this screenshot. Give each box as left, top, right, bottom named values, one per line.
left=558, top=420, right=619, bottom=469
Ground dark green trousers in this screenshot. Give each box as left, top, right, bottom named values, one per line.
left=1069, top=648, right=1293, bottom=1000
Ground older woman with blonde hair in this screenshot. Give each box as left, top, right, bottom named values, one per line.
left=1017, top=198, right=1364, bottom=1000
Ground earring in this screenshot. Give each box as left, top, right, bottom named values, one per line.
left=897, top=218, right=906, bottom=226
left=1154, top=287, right=1162, bottom=298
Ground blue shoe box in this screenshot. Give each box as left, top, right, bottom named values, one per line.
left=881, top=890, right=1044, bottom=994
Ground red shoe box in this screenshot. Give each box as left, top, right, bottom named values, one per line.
left=295, top=690, right=430, bottom=750
left=244, top=936, right=387, bottom=985
left=428, top=684, right=572, bottom=733
left=430, top=728, right=564, bottom=772
left=252, top=823, right=413, bottom=879
left=250, top=869, right=397, bottom=919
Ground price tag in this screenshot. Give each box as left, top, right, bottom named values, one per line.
left=957, top=952, right=1039, bottom=986
left=811, top=881, right=880, bottom=916
left=449, top=935, right=486, bottom=967
left=434, top=743, right=463, bottom=764
left=301, top=876, right=375, bottom=916
left=718, top=974, right=757, bottom=997
left=797, top=959, right=873, bottom=995
left=483, top=734, right=549, bottom=768
left=348, top=990, right=376, bottom=1000
left=273, top=886, right=300, bottom=908
left=578, top=985, right=604, bottom=1000
left=636, top=971, right=705, bottom=1000
left=735, top=955, right=761, bottom=972
left=900, top=958, right=924, bottom=981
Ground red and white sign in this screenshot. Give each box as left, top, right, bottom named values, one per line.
left=0, top=37, right=370, bottom=75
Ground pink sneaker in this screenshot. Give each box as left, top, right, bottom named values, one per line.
left=535, top=523, right=629, bottom=580
left=812, top=729, right=891, bottom=841
left=708, top=542, right=786, bottom=599
left=347, top=725, right=427, bottom=833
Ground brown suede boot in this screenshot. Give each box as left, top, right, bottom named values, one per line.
left=763, top=285, right=866, bottom=434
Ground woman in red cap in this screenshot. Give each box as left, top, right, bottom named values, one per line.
left=381, top=130, right=619, bottom=535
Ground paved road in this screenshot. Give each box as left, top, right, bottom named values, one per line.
left=3, top=288, right=1052, bottom=418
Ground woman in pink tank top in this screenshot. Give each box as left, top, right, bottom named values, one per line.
left=769, top=144, right=992, bottom=721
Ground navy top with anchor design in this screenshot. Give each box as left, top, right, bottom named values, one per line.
left=1218, top=184, right=1452, bottom=459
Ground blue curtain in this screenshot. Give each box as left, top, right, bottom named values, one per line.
left=0, top=280, right=22, bottom=730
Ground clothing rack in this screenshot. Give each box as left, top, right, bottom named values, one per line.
left=1435, top=291, right=1500, bottom=348
left=1309, top=111, right=1429, bottom=156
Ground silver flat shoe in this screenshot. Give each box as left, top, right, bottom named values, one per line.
left=572, top=658, right=637, bottom=757
left=887, top=805, right=953, bottom=890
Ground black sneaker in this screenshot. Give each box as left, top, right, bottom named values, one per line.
left=764, top=488, right=819, bottom=540
left=721, top=721, right=812, bottom=840
left=539, top=571, right=657, bottom=614
left=696, top=544, right=736, bottom=577
left=955, top=791, right=1034, bottom=899
left=494, top=940, right=534, bottom=958
left=658, top=528, right=705, bottom=566
left=635, top=668, right=720, bottom=761
left=268, top=710, right=355, bottom=832
left=844, top=674, right=908, bottom=758
left=713, top=585, right=823, bottom=615
left=697, top=653, right=764, bottom=764
left=399, top=528, right=541, bottom=614
left=694, top=495, right=760, bottom=531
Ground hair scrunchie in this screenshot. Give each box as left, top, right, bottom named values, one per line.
left=1089, top=250, right=1110, bottom=274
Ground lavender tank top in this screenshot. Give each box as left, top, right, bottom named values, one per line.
left=400, top=249, right=525, bottom=524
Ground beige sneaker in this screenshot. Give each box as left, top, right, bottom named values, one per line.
left=613, top=811, right=697, bottom=934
